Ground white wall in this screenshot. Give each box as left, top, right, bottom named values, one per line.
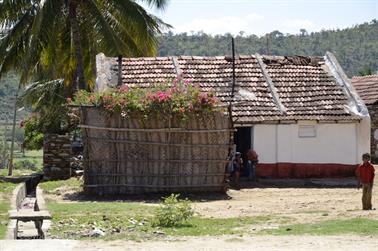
left=253, top=125, right=276, bottom=163
left=356, top=116, right=371, bottom=160
left=253, top=120, right=370, bottom=165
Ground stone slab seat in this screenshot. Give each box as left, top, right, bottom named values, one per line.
left=9, top=209, right=51, bottom=221
left=9, top=209, right=51, bottom=238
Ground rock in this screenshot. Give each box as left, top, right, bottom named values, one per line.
left=90, top=228, right=105, bottom=237
left=112, top=227, right=121, bottom=233
left=153, top=230, right=165, bottom=235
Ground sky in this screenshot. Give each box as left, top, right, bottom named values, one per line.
left=145, top=0, right=378, bottom=36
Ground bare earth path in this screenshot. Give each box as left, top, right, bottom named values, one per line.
left=1, top=235, right=378, bottom=251
left=193, top=183, right=378, bottom=224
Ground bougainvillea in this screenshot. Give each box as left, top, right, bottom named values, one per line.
left=70, top=78, right=221, bottom=120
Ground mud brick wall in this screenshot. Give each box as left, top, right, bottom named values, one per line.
left=368, top=104, right=378, bottom=163
left=43, top=134, right=71, bottom=180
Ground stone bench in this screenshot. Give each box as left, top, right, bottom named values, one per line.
left=9, top=209, right=51, bottom=238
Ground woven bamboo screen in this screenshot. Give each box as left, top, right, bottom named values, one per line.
left=80, top=107, right=232, bottom=195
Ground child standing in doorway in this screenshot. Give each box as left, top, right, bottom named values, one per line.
left=356, top=153, right=375, bottom=210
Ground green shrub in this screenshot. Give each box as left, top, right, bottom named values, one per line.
left=14, top=159, right=37, bottom=170
left=152, top=194, right=194, bottom=227
left=23, top=116, right=44, bottom=150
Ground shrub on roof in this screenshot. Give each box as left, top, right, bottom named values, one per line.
left=70, top=78, right=222, bottom=120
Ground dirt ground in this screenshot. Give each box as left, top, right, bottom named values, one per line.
left=2, top=236, right=378, bottom=251
left=47, top=177, right=378, bottom=225
left=38, top=177, right=378, bottom=250
left=193, top=182, right=378, bottom=224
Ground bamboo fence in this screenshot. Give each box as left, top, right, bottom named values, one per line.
left=80, top=107, right=232, bottom=195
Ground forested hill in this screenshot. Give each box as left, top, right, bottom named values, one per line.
left=0, top=73, right=28, bottom=124
left=158, top=20, right=378, bottom=77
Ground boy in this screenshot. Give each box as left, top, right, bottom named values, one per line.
left=355, top=153, right=375, bottom=210
left=246, top=149, right=259, bottom=181
left=232, top=152, right=243, bottom=189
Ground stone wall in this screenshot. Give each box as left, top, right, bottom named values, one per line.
left=43, top=134, right=71, bottom=180
left=368, top=104, right=378, bottom=163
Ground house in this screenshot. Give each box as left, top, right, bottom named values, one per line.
left=352, top=74, right=378, bottom=162
left=95, top=52, right=370, bottom=178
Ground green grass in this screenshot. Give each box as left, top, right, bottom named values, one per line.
left=39, top=178, right=83, bottom=194
left=0, top=150, right=43, bottom=177
left=260, top=218, right=378, bottom=236
left=0, top=181, right=16, bottom=239
left=42, top=179, right=274, bottom=240
left=157, top=216, right=271, bottom=237
left=47, top=201, right=272, bottom=240
left=14, top=150, right=43, bottom=168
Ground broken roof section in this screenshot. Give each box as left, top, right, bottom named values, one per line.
left=95, top=52, right=365, bottom=125
left=352, top=74, right=378, bottom=106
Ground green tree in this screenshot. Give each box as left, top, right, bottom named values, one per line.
left=0, top=0, right=170, bottom=176
left=358, top=66, right=374, bottom=76
left=0, top=0, right=169, bottom=89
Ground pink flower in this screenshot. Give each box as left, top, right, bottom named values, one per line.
left=156, top=91, right=171, bottom=102
left=198, top=92, right=208, bottom=104
left=183, top=79, right=192, bottom=86
left=66, top=97, right=72, bottom=103
left=119, top=84, right=129, bottom=92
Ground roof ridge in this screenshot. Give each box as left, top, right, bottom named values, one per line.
left=255, top=53, right=287, bottom=115
left=352, top=74, right=378, bottom=79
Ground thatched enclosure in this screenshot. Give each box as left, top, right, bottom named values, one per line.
left=80, top=107, right=232, bottom=195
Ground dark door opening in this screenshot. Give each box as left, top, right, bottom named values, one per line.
left=234, top=127, right=252, bottom=176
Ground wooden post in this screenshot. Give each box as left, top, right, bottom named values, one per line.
left=8, top=82, right=21, bottom=176
left=117, top=55, right=123, bottom=87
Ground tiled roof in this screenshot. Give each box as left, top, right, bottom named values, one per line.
left=102, top=54, right=362, bottom=124
left=351, top=75, right=378, bottom=105
left=263, top=56, right=353, bottom=120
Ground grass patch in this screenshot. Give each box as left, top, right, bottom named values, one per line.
left=0, top=150, right=43, bottom=177
left=47, top=198, right=272, bottom=240
left=0, top=181, right=16, bottom=239
left=39, top=178, right=83, bottom=194
left=14, top=150, right=43, bottom=167
left=158, top=216, right=271, bottom=237
left=260, top=218, right=378, bottom=236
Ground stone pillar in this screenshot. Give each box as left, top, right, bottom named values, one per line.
left=43, top=134, right=71, bottom=180
left=368, top=104, right=378, bottom=163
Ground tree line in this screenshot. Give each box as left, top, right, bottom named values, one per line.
left=157, top=20, right=378, bottom=77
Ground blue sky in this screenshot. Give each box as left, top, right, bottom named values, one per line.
left=146, top=0, right=378, bottom=36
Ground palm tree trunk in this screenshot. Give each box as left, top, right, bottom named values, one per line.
left=69, top=1, right=86, bottom=90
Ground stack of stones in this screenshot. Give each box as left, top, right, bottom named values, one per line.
left=43, top=134, right=71, bottom=180
left=368, top=104, right=378, bottom=163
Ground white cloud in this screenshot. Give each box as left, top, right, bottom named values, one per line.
left=173, top=13, right=264, bottom=35
left=280, top=19, right=316, bottom=34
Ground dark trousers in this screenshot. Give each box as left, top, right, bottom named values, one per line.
left=361, top=183, right=373, bottom=210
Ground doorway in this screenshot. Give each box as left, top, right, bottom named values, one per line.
left=234, top=127, right=252, bottom=176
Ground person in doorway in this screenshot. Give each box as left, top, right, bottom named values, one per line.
left=356, top=153, right=375, bottom=210
left=232, top=152, right=243, bottom=188
left=247, top=149, right=259, bottom=181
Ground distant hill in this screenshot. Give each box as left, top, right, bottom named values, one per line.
left=0, top=73, right=28, bottom=124
left=158, top=20, right=378, bottom=77
left=0, top=21, right=377, bottom=121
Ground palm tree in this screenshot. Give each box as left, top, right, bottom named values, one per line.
left=0, top=0, right=169, bottom=89
left=0, top=0, right=169, bottom=175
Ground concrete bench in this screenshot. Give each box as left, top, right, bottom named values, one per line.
left=9, top=210, right=51, bottom=238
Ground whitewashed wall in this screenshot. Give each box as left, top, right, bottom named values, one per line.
left=253, top=119, right=370, bottom=165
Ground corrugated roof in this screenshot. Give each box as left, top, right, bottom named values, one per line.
left=100, top=54, right=362, bottom=124
left=351, top=75, right=378, bottom=105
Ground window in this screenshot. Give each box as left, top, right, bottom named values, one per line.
left=298, top=125, right=316, bottom=138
